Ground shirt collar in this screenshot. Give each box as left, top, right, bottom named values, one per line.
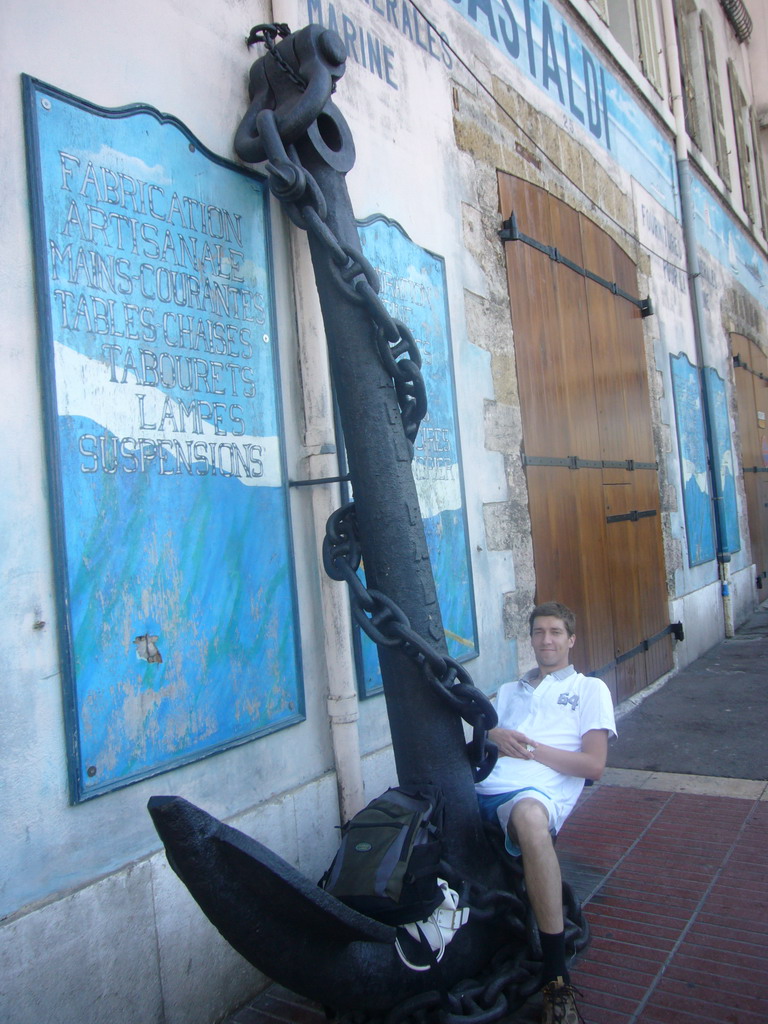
left=520, top=664, right=577, bottom=689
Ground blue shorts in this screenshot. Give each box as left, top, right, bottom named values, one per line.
left=477, top=789, right=557, bottom=857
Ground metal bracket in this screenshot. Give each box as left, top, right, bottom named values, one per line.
left=499, top=212, right=653, bottom=316
left=590, top=621, right=684, bottom=676
left=523, top=454, right=658, bottom=471
left=606, top=508, right=657, bottom=524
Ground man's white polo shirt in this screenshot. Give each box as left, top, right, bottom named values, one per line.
left=475, top=666, right=617, bottom=832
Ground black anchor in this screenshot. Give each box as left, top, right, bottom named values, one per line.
left=149, top=24, right=587, bottom=1021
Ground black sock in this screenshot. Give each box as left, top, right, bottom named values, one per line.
left=539, top=930, right=569, bottom=986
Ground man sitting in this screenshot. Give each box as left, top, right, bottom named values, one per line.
left=475, top=602, right=617, bottom=1024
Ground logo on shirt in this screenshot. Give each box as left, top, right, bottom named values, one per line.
left=558, top=692, right=580, bottom=711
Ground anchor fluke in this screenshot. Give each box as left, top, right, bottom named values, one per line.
left=148, top=796, right=500, bottom=1013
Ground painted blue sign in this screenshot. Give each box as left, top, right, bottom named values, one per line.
left=24, top=78, right=304, bottom=800
left=356, top=217, right=478, bottom=696
left=670, top=353, right=716, bottom=566
left=704, top=367, right=740, bottom=554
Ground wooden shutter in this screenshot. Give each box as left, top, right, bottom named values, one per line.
left=731, top=335, right=768, bottom=582
left=749, top=108, right=768, bottom=236
left=499, top=174, right=673, bottom=703
left=635, top=0, right=663, bottom=94
left=675, top=0, right=703, bottom=149
left=701, top=11, right=731, bottom=190
left=728, top=60, right=754, bottom=222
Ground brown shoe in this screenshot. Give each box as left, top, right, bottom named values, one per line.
left=541, top=977, right=584, bottom=1024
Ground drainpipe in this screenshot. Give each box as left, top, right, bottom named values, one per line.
left=660, top=0, right=734, bottom=635
left=290, top=235, right=366, bottom=823
left=268, top=0, right=366, bottom=823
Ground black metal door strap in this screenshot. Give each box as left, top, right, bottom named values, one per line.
left=522, top=454, right=659, bottom=471
left=733, top=353, right=768, bottom=381
left=499, top=212, right=654, bottom=317
left=606, top=509, right=657, bottom=523
left=590, top=621, right=684, bottom=679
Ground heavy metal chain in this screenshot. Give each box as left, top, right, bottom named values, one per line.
left=246, top=23, right=308, bottom=91
left=251, top=34, right=427, bottom=449
left=339, top=845, right=589, bottom=1024
left=323, top=504, right=498, bottom=782
left=248, top=29, right=494, bottom=778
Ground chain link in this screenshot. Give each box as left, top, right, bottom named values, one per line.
left=246, top=23, right=309, bottom=92
left=337, top=846, right=589, bottom=1024
left=324, top=504, right=498, bottom=782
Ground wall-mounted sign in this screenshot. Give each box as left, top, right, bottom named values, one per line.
left=670, top=353, right=716, bottom=566
left=355, top=217, right=478, bottom=696
left=703, top=367, right=740, bottom=554
left=23, top=77, right=304, bottom=800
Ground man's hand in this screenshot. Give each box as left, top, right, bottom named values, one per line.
left=488, top=726, right=536, bottom=759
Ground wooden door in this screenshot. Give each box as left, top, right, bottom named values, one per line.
left=499, top=174, right=673, bottom=703
left=731, top=334, right=768, bottom=584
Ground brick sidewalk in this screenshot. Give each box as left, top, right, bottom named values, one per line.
left=556, top=773, right=768, bottom=1023
left=225, top=772, right=768, bottom=1024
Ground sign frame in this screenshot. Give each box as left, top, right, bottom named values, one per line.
left=23, top=76, right=305, bottom=801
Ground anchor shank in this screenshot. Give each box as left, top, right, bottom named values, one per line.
left=293, top=147, right=493, bottom=877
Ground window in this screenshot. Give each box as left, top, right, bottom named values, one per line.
left=728, top=60, right=754, bottom=220
left=676, top=3, right=731, bottom=189
left=604, top=0, right=665, bottom=94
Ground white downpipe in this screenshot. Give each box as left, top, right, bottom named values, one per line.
left=290, top=233, right=367, bottom=823
left=264, top=0, right=366, bottom=822
left=660, top=0, right=734, bottom=636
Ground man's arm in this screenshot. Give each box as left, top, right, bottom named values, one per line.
left=529, top=729, right=609, bottom=780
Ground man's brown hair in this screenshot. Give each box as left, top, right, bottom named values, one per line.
left=529, top=601, right=576, bottom=637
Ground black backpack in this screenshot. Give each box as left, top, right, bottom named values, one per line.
left=319, top=785, right=445, bottom=926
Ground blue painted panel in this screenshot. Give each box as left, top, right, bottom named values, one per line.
left=703, top=368, right=740, bottom=554
left=23, top=78, right=304, bottom=799
left=356, top=217, right=478, bottom=697
left=670, top=354, right=716, bottom=566
left=692, top=176, right=768, bottom=307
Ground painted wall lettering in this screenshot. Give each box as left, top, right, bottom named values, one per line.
left=24, top=78, right=304, bottom=799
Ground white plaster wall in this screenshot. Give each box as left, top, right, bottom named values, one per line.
left=0, top=769, right=345, bottom=1024
left=670, top=578, right=726, bottom=666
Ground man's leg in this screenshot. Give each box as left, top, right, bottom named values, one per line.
left=508, top=798, right=563, bottom=936
left=508, top=799, right=582, bottom=1023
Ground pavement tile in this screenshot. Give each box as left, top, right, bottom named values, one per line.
left=638, top=1006, right=750, bottom=1024
left=575, top=960, right=657, bottom=994
left=692, top=913, right=768, bottom=939
left=574, top=946, right=663, bottom=977
left=665, top=954, right=767, bottom=991
left=680, top=935, right=766, bottom=965
left=644, top=979, right=768, bottom=1019
left=581, top=901, right=694, bottom=930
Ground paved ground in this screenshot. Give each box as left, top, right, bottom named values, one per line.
left=222, top=603, right=768, bottom=1024
left=608, top=602, right=768, bottom=780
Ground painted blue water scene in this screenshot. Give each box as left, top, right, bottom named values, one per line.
left=357, top=217, right=478, bottom=696
left=24, top=78, right=303, bottom=799
left=704, top=367, right=740, bottom=554
left=670, top=353, right=716, bottom=566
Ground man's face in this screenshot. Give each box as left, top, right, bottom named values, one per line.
left=530, top=615, right=575, bottom=673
